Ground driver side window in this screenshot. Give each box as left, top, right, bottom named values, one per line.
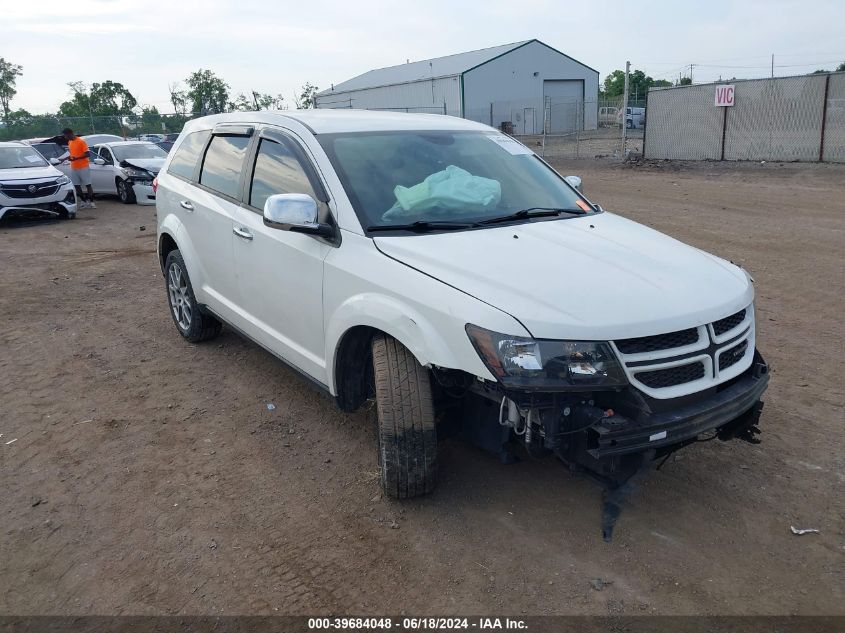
left=248, top=137, right=329, bottom=222
left=98, top=148, right=113, bottom=163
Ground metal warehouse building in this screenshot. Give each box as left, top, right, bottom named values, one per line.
left=315, top=39, right=599, bottom=134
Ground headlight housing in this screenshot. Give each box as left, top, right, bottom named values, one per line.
left=466, top=324, right=628, bottom=391
left=121, top=167, right=151, bottom=180
left=55, top=175, right=71, bottom=186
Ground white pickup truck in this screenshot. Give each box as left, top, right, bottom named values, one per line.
left=155, top=110, right=768, bottom=538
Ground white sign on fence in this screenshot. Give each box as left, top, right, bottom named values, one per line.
left=715, top=84, right=735, bottom=107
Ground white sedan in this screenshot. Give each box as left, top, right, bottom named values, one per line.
left=53, top=141, right=167, bottom=205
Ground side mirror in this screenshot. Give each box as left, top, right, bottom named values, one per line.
left=263, top=193, right=333, bottom=238
left=49, top=158, right=60, bottom=165
left=564, top=175, right=582, bottom=192
left=93, top=158, right=106, bottom=165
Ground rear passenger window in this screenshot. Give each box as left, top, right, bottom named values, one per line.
left=199, top=135, right=251, bottom=198
left=168, top=130, right=211, bottom=180
left=249, top=139, right=318, bottom=210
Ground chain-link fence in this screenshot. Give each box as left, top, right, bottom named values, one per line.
left=0, top=113, right=200, bottom=142
left=644, top=73, right=845, bottom=163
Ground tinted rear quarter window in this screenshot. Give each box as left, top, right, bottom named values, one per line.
left=199, top=135, right=251, bottom=198
left=168, top=130, right=211, bottom=180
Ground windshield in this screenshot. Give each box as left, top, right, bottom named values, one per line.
left=318, top=130, right=592, bottom=230
left=0, top=145, right=49, bottom=169
left=112, top=143, right=167, bottom=161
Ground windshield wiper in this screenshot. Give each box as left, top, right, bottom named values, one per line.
left=368, top=220, right=475, bottom=233
left=476, top=206, right=587, bottom=225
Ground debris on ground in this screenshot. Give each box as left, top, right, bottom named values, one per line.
left=266, top=403, right=276, bottom=411
left=590, top=578, right=613, bottom=591
left=790, top=526, right=820, bottom=535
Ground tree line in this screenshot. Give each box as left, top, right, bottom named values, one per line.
left=0, top=59, right=319, bottom=140
left=600, top=63, right=845, bottom=101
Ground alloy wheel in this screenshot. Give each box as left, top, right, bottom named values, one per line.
left=167, top=262, right=192, bottom=330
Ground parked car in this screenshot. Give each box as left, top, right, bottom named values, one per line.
left=155, top=111, right=768, bottom=537
left=139, top=133, right=165, bottom=143
left=618, top=106, right=646, bottom=129
left=156, top=141, right=175, bottom=153
left=80, top=134, right=125, bottom=145
left=52, top=140, right=167, bottom=205
left=0, top=141, right=77, bottom=221
left=25, top=133, right=124, bottom=162
left=164, top=133, right=180, bottom=142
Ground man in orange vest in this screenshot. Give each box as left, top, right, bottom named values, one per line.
left=62, top=128, right=96, bottom=209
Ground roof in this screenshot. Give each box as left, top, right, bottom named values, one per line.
left=318, top=39, right=599, bottom=98
left=317, top=40, right=531, bottom=96
left=182, top=109, right=493, bottom=135
left=0, top=141, right=27, bottom=147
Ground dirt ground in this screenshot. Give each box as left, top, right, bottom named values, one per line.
left=1, top=160, right=843, bottom=616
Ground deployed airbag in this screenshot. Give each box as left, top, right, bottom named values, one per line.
left=383, top=165, right=501, bottom=220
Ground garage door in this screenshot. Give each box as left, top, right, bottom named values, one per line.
left=543, top=80, right=584, bottom=134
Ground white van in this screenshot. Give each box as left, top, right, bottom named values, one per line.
left=155, top=110, right=768, bottom=538
left=618, top=107, right=646, bottom=129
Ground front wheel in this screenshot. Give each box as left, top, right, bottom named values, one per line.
left=117, top=178, right=136, bottom=204
left=164, top=249, right=222, bottom=343
left=626, top=119, right=634, bottom=129
left=371, top=335, right=437, bottom=498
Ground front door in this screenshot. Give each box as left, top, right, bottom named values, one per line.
left=232, top=128, right=332, bottom=385
left=90, top=146, right=116, bottom=193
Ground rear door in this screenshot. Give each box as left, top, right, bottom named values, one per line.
left=160, top=127, right=250, bottom=321
left=231, top=127, right=334, bottom=384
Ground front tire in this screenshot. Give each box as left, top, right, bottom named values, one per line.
left=117, top=178, right=136, bottom=204
left=164, top=249, right=222, bottom=343
left=371, top=335, right=437, bottom=498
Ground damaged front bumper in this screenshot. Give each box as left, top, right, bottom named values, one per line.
left=462, top=350, right=770, bottom=476
left=587, top=351, right=769, bottom=458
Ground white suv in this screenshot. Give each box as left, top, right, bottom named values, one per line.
left=0, top=141, right=77, bottom=221
left=155, top=111, right=768, bottom=535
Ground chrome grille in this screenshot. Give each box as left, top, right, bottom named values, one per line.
left=1, top=181, right=60, bottom=199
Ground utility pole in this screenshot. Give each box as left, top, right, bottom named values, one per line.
left=621, top=60, right=630, bottom=157
left=771, top=54, right=774, bottom=78
left=690, top=63, right=695, bottom=83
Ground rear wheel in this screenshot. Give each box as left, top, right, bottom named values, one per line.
left=164, top=249, right=222, bottom=343
left=117, top=178, right=136, bottom=204
left=371, top=334, right=437, bottom=498
left=626, top=119, right=634, bottom=129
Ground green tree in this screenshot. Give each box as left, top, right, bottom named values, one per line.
left=294, top=82, right=319, bottom=109
left=168, top=82, right=189, bottom=115
left=252, top=92, right=285, bottom=110
left=678, top=76, right=693, bottom=85
left=186, top=69, right=229, bottom=115
left=602, top=69, right=672, bottom=99
left=0, top=58, right=23, bottom=123
left=59, top=81, right=137, bottom=118
left=837, top=62, right=845, bottom=72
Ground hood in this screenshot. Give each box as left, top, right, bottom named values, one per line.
left=122, top=158, right=165, bottom=174
left=0, top=165, right=64, bottom=182
left=373, top=212, right=753, bottom=340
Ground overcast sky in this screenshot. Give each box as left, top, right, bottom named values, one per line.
left=4, top=0, right=844, bottom=113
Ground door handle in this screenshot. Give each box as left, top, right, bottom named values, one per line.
left=233, top=226, right=253, bottom=240
left=180, top=200, right=194, bottom=211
